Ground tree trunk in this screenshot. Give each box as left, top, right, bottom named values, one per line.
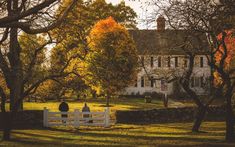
left=8, top=27, right=23, bottom=112
left=2, top=112, right=12, bottom=141
left=106, top=92, right=110, bottom=107
left=192, top=106, right=207, bottom=132
left=2, top=13, right=23, bottom=140
left=225, top=95, right=235, bottom=142
left=92, top=90, right=97, bottom=99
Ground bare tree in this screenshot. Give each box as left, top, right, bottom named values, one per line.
left=147, top=0, right=235, bottom=142
left=0, top=0, right=78, bottom=140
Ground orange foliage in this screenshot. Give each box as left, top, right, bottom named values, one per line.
left=214, top=30, right=235, bottom=86
left=89, top=16, right=126, bottom=41
left=215, top=30, right=235, bottom=69
left=93, top=16, right=117, bottom=31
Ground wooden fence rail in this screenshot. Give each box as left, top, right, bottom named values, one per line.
left=43, top=107, right=110, bottom=128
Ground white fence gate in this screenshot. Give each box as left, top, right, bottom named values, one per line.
left=43, top=107, right=110, bottom=127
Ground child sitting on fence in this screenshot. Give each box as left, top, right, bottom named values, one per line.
left=82, top=103, right=93, bottom=123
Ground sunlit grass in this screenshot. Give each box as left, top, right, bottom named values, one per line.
left=0, top=122, right=234, bottom=146
left=4, top=97, right=193, bottom=113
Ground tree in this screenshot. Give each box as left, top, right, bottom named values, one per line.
left=49, top=0, right=138, bottom=100
left=0, top=0, right=77, bottom=140
left=86, top=17, right=138, bottom=106
left=52, top=0, right=137, bottom=70
left=39, top=45, right=88, bottom=101
left=148, top=0, right=235, bottom=142
left=213, top=29, right=235, bottom=142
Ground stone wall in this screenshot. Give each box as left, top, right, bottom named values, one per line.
left=115, top=106, right=227, bottom=124
left=0, top=110, right=43, bottom=129
left=0, top=106, right=228, bottom=129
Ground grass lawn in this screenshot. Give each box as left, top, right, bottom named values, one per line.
left=0, top=122, right=234, bottom=146
left=8, top=97, right=194, bottom=112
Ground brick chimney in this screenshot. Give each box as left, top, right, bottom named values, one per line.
left=157, top=16, right=166, bottom=31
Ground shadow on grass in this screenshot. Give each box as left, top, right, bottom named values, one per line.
left=13, top=127, right=224, bottom=143
left=0, top=121, right=232, bottom=147
left=9, top=131, right=137, bottom=147
left=1, top=129, right=232, bottom=147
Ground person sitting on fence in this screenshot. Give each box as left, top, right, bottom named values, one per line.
left=82, top=103, right=93, bottom=123
left=59, top=99, right=69, bottom=124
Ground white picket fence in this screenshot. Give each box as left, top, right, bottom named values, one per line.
left=43, top=107, right=110, bottom=127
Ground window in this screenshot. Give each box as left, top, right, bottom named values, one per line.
left=150, top=56, right=154, bottom=67
left=191, top=77, right=195, bottom=87
left=135, top=78, right=138, bottom=87
left=194, top=56, right=199, bottom=67
left=141, top=76, right=144, bottom=87
left=145, top=76, right=151, bottom=87
left=195, top=77, right=200, bottom=87
left=200, top=57, right=204, bottom=67
left=151, top=76, right=155, bottom=87
left=168, top=56, right=171, bottom=67
left=200, top=77, right=204, bottom=87
left=191, top=77, right=202, bottom=87
left=158, top=56, right=162, bottom=67
left=175, top=57, right=178, bottom=67
left=183, top=57, right=188, bottom=68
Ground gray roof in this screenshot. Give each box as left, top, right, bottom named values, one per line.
left=129, top=29, right=209, bottom=55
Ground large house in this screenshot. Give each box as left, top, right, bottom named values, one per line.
left=123, top=16, right=211, bottom=96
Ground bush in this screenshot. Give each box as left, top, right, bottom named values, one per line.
left=143, top=92, right=164, bottom=99
left=145, top=96, right=152, bottom=103
left=151, top=92, right=165, bottom=99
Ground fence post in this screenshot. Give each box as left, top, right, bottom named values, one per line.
left=43, top=107, right=49, bottom=127
left=104, top=107, right=110, bottom=127
left=74, top=109, right=80, bottom=127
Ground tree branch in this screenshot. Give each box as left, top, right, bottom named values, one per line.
left=0, top=0, right=57, bottom=26
left=19, top=0, right=78, bottom=34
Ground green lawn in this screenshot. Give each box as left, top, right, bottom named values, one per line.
left=10, top=97, right=192, bottom=112
left=0, top=122, right=234, bottom=146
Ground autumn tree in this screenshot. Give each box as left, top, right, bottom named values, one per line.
left=47, top=0, right=138, bottom=100
left=213, top=29, right=235, bottom=142
left=52, top=0, right=137, bottom=62
left=86, top=17, right=138, bottom=106
left=54, top=0, right=137, bottom=45
left=0, top=0, right=77, bottom=140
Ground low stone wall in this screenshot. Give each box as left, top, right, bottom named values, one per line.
left=0, top=106, right=228, bottom=128
left=115, top=106, right=227, bottom=124
left=0, top=110, right=43, bottom=129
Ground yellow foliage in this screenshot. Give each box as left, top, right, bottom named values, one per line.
left=85, top=16, right=138, bottom=94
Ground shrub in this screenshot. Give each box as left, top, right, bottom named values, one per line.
left=145, top=96, right=152, bottom=103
